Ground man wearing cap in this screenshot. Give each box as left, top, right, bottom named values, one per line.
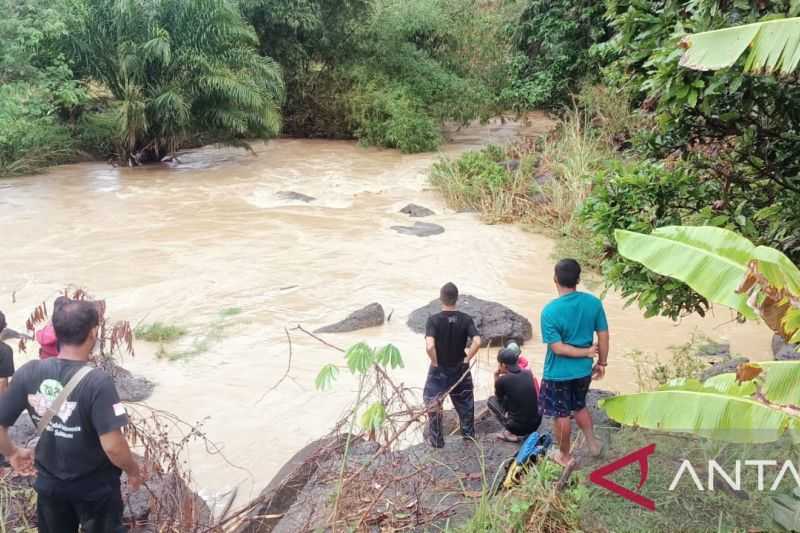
left=488, top=347, right=541, bottom=442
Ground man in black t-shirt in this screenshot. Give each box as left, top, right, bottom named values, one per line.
left=488, top=348, right=541, bottom=442
left=423, top=282, right=481, bottom=448
left=0, top=300, right=143, bottom=533
left=0, top=311, right=15, bottom=394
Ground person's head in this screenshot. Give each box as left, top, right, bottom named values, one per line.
left=0, top=310, right=6, bottom=332
left=504, top=341, right=521, bottom=357
left=440, top=282, right=459, bottom=308
left=52, top=300, right=99, bottom=354
left=554, top=258, right=581, bottom=289
left=497, top=347, right=521, bottom=374
left=53, top=295, right=69, bottom=315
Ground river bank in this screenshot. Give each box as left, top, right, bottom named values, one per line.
left=0, top=115, right=771, bottom=513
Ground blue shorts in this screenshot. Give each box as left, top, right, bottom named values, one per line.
left=539, top=375, right=592, bottom=418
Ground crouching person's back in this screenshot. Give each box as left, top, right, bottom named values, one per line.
left=0, top=300, right=143, bottom=533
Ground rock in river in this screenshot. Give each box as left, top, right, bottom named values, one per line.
left=390, top=222, right=445, bottom=237
left=407, top=295, right=532, bottom=346
left=275, top=190, right=316, bottom=203
left=399, top=203, right=435, bottom=217
left=314, top=303, right=385, bottom=334
left=773, top=334, right=800, bottom=360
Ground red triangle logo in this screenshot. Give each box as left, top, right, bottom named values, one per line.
left=589, top=443, right=656, bottom=511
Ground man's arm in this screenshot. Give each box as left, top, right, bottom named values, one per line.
left=0, top=426, right=34, bottom=475
left=99, top=430, right=143, bottom=489
left=550, top=342, right=596, bottom=358
left=593, top=330, right=610, bottom=379
left=465, top=335, right=481, bottom=362
left=425, top=336, right=437, bottom=367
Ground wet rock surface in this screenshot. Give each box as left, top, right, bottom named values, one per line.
left=108, top=363, right=156, bottom=402
left=773, top=335, right=800, bottom=360
left=390, top=222, right=445, bottom=237
left=407, top=295, right=533, bottom=346
left=314, top=303, right=385, bottom=334
left=275, top=191, right=316, bottom=203
left=256, top=390, right=615, bottom=533
left=700, top=356, right=750, bottom=381
left=399, top=203, right=435, bottom=217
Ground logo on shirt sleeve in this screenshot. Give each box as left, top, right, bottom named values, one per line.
left=113, top=403, right=126, bottom=417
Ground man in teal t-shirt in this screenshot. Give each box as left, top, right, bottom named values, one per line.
left=539, top=259, right=609, bottom=467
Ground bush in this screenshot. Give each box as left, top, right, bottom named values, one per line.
left=499, top=0, right=609, bottom=111
left=0, top=84, right=75, bottom=176
left=134, top=322, right=187, bottom=343
left=581, top=161, right=724, bottom=319
left=352, top=83, right=441, bottom=153
left=75, top=109, right=118, bottom=160
left=430, top=145, right=532, bottom=222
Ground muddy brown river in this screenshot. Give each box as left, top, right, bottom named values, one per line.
left=0, top=115, right=768, bottom=509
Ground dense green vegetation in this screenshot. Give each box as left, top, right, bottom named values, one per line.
left=433, top=0, right=800, bottom=324
left=1, top=0, right=517, bottom=175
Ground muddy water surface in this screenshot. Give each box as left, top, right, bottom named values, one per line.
left=0, top=115, right=768, bottom=508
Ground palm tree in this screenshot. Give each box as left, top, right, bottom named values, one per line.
left=60, top=0, right=284, bottom=164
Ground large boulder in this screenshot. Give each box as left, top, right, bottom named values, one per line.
left=399, top=203, right=435, bottom=217
left=772, top=335, right=800, bottom=361
left=314, top=303, right=385, bottom=334
left=390, top=222, right=445, bottom=237
left=407, top=295, right=533, bottom=346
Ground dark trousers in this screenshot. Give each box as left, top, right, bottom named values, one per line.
left=423, top=363, right=474, bottom=447
left=36, top=478, right=126, bottom=533
left=487, top=396, right=538, bottom=436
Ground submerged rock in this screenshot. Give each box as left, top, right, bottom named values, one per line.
left=407, top=295, right=533, bottom=346
left=700, top=356, right=750, bottom=381
left=314, top=303, right=385, bottom=334
left=390, top=222, right=445, bottom=237
left=697, top=341, right=731, bottom=358
left=399, top=203, right=435, bottom=217
left=275, top=191, right=316, bottom=203
left=105, top=361, right=156, bottom=402
left=772, top=335, right=800, bottom=360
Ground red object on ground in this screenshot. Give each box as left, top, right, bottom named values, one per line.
left=35, top=324, right=58, bottom=358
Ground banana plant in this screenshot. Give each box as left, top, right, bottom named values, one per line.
left=616, top=226, right=800, bottom=343
left=602, top=226, right=800, bottom=443
left=601, top=361, right=800, bottom=443
left=679, top=17, right=800, bottom=75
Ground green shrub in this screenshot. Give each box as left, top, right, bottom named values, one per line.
left=430, top=145, right=524, bottom=220
left=0, top=84, right=74, bottom=176
left=352, top=83, right=441, bottom=153
left=75, top=109, right=118, bottom=160
left=499, top=0, right=609, bottom=111
left=134, top=322, right=187, bottom=343
left=581, top=161, right=724, bottom=319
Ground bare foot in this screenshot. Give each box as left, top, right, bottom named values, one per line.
left=552, top=450, right=574, bottom=468
left=588, top=438, right=604, bottom=457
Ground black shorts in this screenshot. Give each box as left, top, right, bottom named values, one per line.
left=0, top=343, right=14, bottom=379
left=539, top=375, right=591, bottom=418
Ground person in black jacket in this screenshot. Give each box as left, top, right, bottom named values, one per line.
left=488, top=347, right=541, bottom=443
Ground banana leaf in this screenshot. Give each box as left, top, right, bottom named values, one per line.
left=680, top=17, right=800, bottom=75
left=663, top=362, right=800, bottom=405
left=615, top=226, right=756, bottom=318
left=600, top=390, right=796, bottom=443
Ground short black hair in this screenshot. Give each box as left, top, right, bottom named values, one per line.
left=555, top=259, right=581, bottom=288
left=440, top=282, right=459, bottom=306
left=53, top=296, right=69, bottom=314
left=0, top=310, right=5, bottom=331
left=53, top=300, right=99, bottom=346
